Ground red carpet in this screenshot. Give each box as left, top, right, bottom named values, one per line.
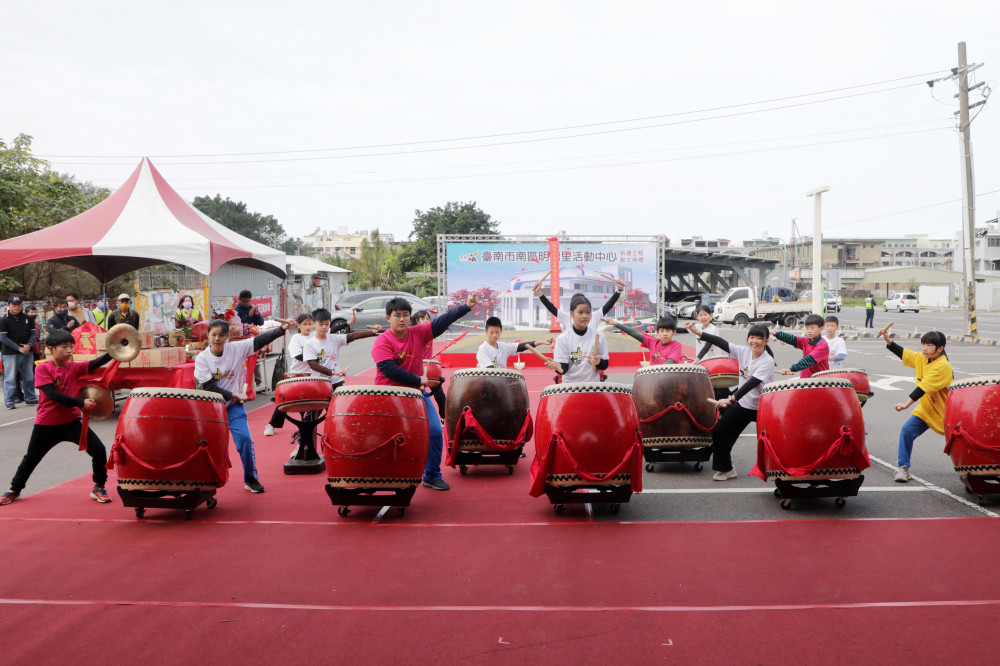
left=2, top=363, right=1000, bottom=663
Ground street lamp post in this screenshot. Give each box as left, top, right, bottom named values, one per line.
left=806, top=186, right=831, bottom=316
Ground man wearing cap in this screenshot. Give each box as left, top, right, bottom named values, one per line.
left=107, top=294, right=140, bottom=329
left=0, top=297, right=38, bottom=409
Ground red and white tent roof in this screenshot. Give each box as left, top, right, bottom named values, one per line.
left=0, top=158, right=286, bottom=281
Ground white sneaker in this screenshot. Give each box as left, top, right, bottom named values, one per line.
left=263, top=425, right=275, bottom=436
left=289, top=445, right=301, bottom=460
left=894, top=465, right=911, bottom=483
left=712, top=469, right=738, bottom=481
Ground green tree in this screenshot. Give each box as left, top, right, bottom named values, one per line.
left=346, top=231, right=401, bottom=290
left=399, top=201, right=500, bottom=271
left=192, top=194, right=287, bottom=249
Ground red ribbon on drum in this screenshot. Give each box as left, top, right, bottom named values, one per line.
left=638, top=401, right=719, bottom=431
left=446, top=408, right=534, bottom=467
left=105, top=435, right=231, bottom=485
left=529, top=429, right=644, bottom=498
left=750, top=426, right=871, bottom=481
left=944, top=424, right=1000, bottom=455
left=321, top=433, right=406, bottom=459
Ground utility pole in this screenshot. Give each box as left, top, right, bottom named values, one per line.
left=806, top=187, right=830, bottom=316
left=956, top=41, right=983, bottom=339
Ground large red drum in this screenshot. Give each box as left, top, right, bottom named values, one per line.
left=274, top=376, right=333, bottom=413
left=753, top=378, right=870, bottom=482
left=424, top=359, right=442, bottom=382
left=109, top=387, right=230, bottom=491
left=812, top=368, right=872, bottom=405
left=632, top=364, right=716, bottom=449
left=323, top=385, right=429, bottom=489
left=698, top=357, right=739, bottom=390
left=944, top=376, right=1000, bottom=476
left=445, top=368, right=531, bottom=456
left=530, top=382, right=642, bottom=495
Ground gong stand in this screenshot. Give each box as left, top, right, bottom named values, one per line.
left=282, top=409, right=326, bottom=475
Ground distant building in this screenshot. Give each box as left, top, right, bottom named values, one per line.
left=677, top=236, right=730, bottom=249
left=303, top=226, right=399, bottom=259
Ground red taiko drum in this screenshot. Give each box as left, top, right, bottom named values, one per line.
left=323, top=385, right=429, bottom=489
left=632, top=364, right=716, bottom=449
left=698, top=357, right=739, bottom=390
left=446, top=368, right=531, bottom=454
left=945, top=376, right=1000, bottom=476
left=753, top=378, right=869, bottom=482
left=424, top=359, right=442, bottom=382
left=274, top=376, right=333, bottom=413
left=109, top=388, right=230, bottom=491
left=813, top=368, right=872, bottom=405
left=530, top=382, right=642, bottom=494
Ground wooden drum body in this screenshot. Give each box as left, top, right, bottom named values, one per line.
left=945, top=376, right=1000, bottom=476
left=111, top=388, right=231, bottom=491
left=445, top=368, right=531, bottom=453
left=754, top=378, right=869, bottom=482
left=531, top=383, right=642, bottom=492
left=323, top=385, right=429, bottom=489
left=698, top=357, right=739, bottom=390
left=274, top=376, right=333, bottom=413
left=813, top=368, right=872, bottom=406
left=633, top=365, right=715, bottom=449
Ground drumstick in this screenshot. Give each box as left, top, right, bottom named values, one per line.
left=524, top=343, right=550, bottom=362
left=706, top=398, right=718, bottom=406
left=601, top=273, right=617, bottom=281
left=876, top=322, right=895, bottom=338
left=239, top=383, right=248, bottom=403
left=532, top=270, right=552, bottom=290
left=591, top=335, right=601, bottom=370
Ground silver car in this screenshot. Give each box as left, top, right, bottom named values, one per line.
left=331, top=293, right=438, bottom=331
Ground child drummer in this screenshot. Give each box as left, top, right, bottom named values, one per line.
left=544, top=294, right=610, bottom=383
left=1, top=329, right=114, bottom=506
left=770, top=314, right=830, bottom=377
left=476, top=316, right=552, bottom=369
left=371, top=293, right=478, bottom=492
left=823, top=315, right=848, bottom=370
left=304, top=308, right=381, bottom=387
left=603, top=315, right=682, bottom=365
left=684, top=322, right=776, bottom=481
left=879, top=323, right=953, bottom=483
left=533, top=274, right=625, bottom=331
left=194, top=317, right=292, bottom=494
left=264, top=313, right=316, bottom=438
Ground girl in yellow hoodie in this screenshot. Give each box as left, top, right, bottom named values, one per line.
left=879, top=325, right=953, bottom=482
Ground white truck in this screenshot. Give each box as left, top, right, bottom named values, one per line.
left=712, top=285, right=815, bottom=327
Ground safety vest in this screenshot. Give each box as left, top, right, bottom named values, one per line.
left=93, top=308, right=109, bottom=330
left=865, top=297, right=875, bottom=309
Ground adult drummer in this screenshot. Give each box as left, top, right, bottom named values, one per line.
left=371, top=293, right=478, bottom=491
left=544, top=294, right=610, bottom=383
left=685, top=322, right=775, bottom=481
left=194, top=318, right=291, bottom=494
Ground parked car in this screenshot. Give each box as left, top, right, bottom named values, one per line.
left=678, top=293, right=723, bottom=319
left=825, top=292, right=842, bottom=312
left=331, top=292, right=437, bottom=330
left=883, top=292, right=920, bottom=313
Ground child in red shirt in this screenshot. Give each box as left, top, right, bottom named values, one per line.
left=1, top=329, right=114, bottom=505
left=771, top=314, right=830, bottom=378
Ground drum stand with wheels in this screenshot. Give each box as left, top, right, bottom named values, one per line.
left=643, top=446, right=712, bottom=472
left=772, top=475, right=865, bottom=510
left=325, top=485, right=417, bottom=518
left=451, top=446, right=522, bottom=476
left=116, top=486, right=218, bottom=521
left=283, top=410, right=326, bottom=475
left=960, top=475, right=1000, bottom=506
left=543, top=483, right=633, bottom=515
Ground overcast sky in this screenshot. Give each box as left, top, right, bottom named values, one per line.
left=3, top=1, right=998, bottom=245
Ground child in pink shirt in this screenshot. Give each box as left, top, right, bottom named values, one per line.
left=605, top=316, right=683, bottom=364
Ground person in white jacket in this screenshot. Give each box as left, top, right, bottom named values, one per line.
left=823, top=315, right=848, bottom=370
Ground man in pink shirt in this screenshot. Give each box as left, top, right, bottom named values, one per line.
left=371, top=293, right=478, bottom=491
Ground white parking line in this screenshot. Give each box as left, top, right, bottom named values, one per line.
left=0, top=417, right=34, bottom=429
left=868, top=454, right=999, bottom=518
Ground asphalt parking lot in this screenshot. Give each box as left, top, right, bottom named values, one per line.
left=1, top=314, right=998, bottom=522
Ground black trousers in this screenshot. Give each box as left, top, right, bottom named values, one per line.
left=428, top=383, right=446, bottom=419
left=10, top=420, right=108, bottom=493
left=864, top=309, right=875, bottom=328
left=711, top=403, right=758, bottom=473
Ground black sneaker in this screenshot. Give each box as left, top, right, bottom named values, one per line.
left=244, top=479, right=266, bottom=493
left=0, top=491, right=20, bottom=506
left=422, top=478, right=450, bottom=491
left=5, top=404, right=14, bottom=410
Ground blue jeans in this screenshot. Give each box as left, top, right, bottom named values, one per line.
left=3, top=352, right=37, bottom=406
left=897, top=414, right=930, bottom=468
left=422, top=393, right=444, bottom=481
left=226, top=403, right=259, bottom=483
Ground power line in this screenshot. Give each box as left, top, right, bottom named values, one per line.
left=43, top=74, right=948, bottom=166
left=826, top=188, right=1000, bottom=229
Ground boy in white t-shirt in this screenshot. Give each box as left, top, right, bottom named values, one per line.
left=194, top=317, right=291, bottom=493
left=545, top=294, right=610, bottom=383
left=823, top=315, right=848, bottom=370
left=264, top=313, right=316, bottom=437
left=303, top=308, right=381, bottom=386
left=476, top=317, right=553, bottom=368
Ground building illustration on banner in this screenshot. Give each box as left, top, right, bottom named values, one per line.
left=446, top=242, right=658, bottom=326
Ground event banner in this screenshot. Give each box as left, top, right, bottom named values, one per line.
left=445, top=241, right=659, bottom=326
